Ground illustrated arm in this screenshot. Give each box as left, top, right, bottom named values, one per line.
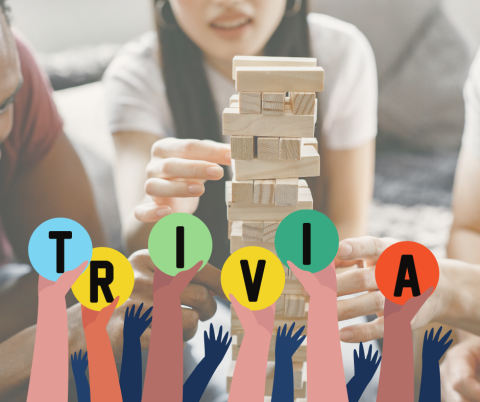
left=183, top=324, right=232, bottom=402
left=272, top=323, right=306, bottom=402
left=419, top=327, right=453, bottom=402
left=27, top=261, right=87, bottom=402
left=346, top=343, right=381, bottom=402
left=71, top=350, right=91, bottom=402
left=120, top=304, right=153, bottom=402
left=377, top=288, right=433, bottom=402
left=288, top=261, right=348, bottom=401
left=82, top=298, right=121, bottom=402
left=228, top=294, right=275, bottom=402
left=142, top=262, right=202, bottom=402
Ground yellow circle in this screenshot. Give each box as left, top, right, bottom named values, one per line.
left=72, top=247, right=134, bottom=311
left=221, top=247, right=285, bottom=311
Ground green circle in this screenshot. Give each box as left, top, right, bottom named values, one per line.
left=148, top=213, right=212, bottom=276
left=275, top=210, right=339, bottom=273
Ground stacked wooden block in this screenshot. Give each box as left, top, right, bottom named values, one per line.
left=225, top=56, right=323, bottom=401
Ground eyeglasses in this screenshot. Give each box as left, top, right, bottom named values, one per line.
left=0, top=80, right=23, bottom=115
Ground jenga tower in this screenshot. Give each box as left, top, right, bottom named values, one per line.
left=224, top=56, right=323, bottom=401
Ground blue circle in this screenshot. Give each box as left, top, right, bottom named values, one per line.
left=28, top=218, right=93, bottom=281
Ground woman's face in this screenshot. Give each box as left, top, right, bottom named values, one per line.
left=169, top=0, right=287, bottom=63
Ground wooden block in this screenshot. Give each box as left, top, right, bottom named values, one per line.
left=302, top=136, right=318, bottom=151
left=231, top=179, right=253, bottom=204
left=275, top=178, right=299, bottom=206
left=239, top=92, right=261, bottom=114
left=232, top=55, right=316, bottom=79
left=226, top=183, right=313, bottom=222
left=229, top=93, right=239, bottom=106
left=253, top=180, right=275, bottom=204
left=283, top=278, right=309, bottom=297
left=242, top=221, right=263, bottom=242
left=230, top=102, right=239, bottom=108
left=263, top=222, right=279, bottom=242
left=298, top=179, right=308, bottom=188
left=257, top=137, right=279, bottom=160
left=291, top=92, right=316, bottom=115
left=231, top=136, right=254, bottom=160
left=232, top=144, right=319, bottom=180
left=223, top=106, right=316, bottom=138
left=236, top=66, right=324, bottom=92
left=230, top=222, right=277, bottom=254
left=228, top=221, right=232, bottom=239
left=227, top=361, right=306, bottom=397
left=232, top=332, right=307, bottom=363
left=279, top=138, right=302, bottom=160
left=285, top=295, right=306, bottom=317
left=262, top=92, right=285, bottom=116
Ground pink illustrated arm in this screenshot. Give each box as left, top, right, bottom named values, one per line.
left=376, top=287, right=433, bottom=402
left=288, top=261, right=349, bottom=402
left=142, top=261, right=202, bottom=402
left=82, top=297, right=121, bottom=402
left=27, top=261, right=88, bottom=402
left=228, top=294, right=275, bottom=402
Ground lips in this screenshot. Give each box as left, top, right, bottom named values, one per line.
left=210, top=16, right=252, bottom=30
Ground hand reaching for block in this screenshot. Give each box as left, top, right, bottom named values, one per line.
left=135, top=137, right=231, bottom=222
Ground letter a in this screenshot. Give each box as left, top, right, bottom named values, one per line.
left=240, top=260, right=266, bottom=302
left=394, top=254, right=420, bottom=297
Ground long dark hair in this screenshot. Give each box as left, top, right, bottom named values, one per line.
left=155, top=0, right=311, bottom=267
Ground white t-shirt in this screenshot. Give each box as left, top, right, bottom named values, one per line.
left=463, top=49, right=480, bottom=159
left=104, top=13, right=378, bottom=151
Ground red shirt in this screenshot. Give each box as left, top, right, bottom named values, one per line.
left=0, top=31, right=63, bottom=264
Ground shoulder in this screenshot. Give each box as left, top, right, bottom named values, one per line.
left=462, top=49, right=480, bottom=159
left=103, top=31, right=164, bottom=91
left=307, top=13, right=375, bottom=74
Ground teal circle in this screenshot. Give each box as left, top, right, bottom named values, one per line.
left=275, top=210, right=339, bottom=273
left=28, top=218, right=92, bottom=281
left=148, top=213, right=212, bottom=276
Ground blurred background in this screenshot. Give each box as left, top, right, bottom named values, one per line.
left=6, top=0, right=479, bottom=400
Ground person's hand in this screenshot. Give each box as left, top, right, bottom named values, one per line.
left=230, top=294, right=275, bottom=338
left=423, top=327, right=453, bottom=363
left=204, top=324, right=232, bottom=365
left=334, top=236, right=443, bottom=343
left=70, top=350, right=88, bottom=377
left=82, top=297, right=119, bottom=335
left=353, top=343, right=381, bottom=382
left=383, top=287, right=433, bottom=327
left=152, top=261, right=202, bottom=301
left=441, top=336, right=480, bottom=402
left=275, top=323, right=306, bottom=360
left=123, top=303, right=153, bottom=340
left=134, top=138, right=231, bottom=222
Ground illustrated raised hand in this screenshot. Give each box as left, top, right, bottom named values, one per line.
left=71, top=350, right=90, bottom=402
left=419, top=327, right=453, bottom=402
left=272, top=323, right=306, bottom=402
left=82, top=297, right=122, bottom=402
left=27, top=261, right=88, bottom=402
left=228, top=294, right=275, bottom=402
left=276, top=323, right=306, bottom=359
left=288, top=261, right=348, bottom=402
left=143, top=261, right=203, bottom=402
left=204, top=324, right=232, bottom=364
left=346, top=343, right=381, bottom=402
left=377, top=288, right=434, bottom=402
left=120, top=303, right=153, bottom=402
left=183, top=324, right=232, bottom=402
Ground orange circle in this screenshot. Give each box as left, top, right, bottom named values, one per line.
left=375, top=241, right=439, bottom=305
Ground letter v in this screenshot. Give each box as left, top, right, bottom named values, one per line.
left=240, top=260, right=266, bottom=302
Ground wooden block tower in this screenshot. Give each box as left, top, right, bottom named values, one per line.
left=224, top=56, right=323, bottom=401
